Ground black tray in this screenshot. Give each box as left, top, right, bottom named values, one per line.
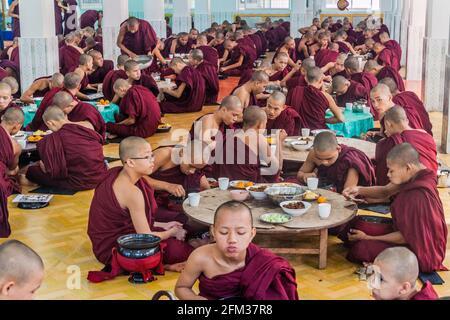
left=156, top=126, right=172, bottom=133
left=18, top=202, right=49, bottom=210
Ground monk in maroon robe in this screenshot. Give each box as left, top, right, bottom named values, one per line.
left=59, top=34, right=84, bottom=75
left=20, top=73, right=64, bottom=104
left=123, top=60, right=159, bottom=98
left=297, top=132, right=376, bottom=193
left=189, top=49, right=219, bottom=105
left=160, top=58, right=206, bottom=114
left=25, top=107, right=107, bottom=191
left=175, top=202, right=298, bottom=300
left=102, top=54, right=130, bottom=101
left=365, top=60, right=405, bottom=92
left=333, top=76, right=369, bottom=109
left=117, top=17, right=157, bottom=58
left=0, top=108, right=23, bottom=238
left=374, top=43, right=400, bottom=71
left=344, top=57, right=379, bottom=93
left=272, top=37, right=298, bottom=68
left=88, top=137, right=195, bottom=271
left=221, top=39, right=257, bottom=77
left=343, top=143, right=447, bottom=273
left=211, top=33, right=226, bottom=59
left=314, top=45, right=340, bottom=69
left=162, top=33, right=192, bottom=58
left=80, top=10, right=102, bottom=29
left=379, top=32, right=402, bottom=65
left=195, top=34, right=219, bottom=70
left=87, top=51, right=113, bottom=85
left=0, top=83, right=19, bottom=119
left=106, top=81, right=161, bottom=139
left=233, top=70, right=269, bottom=109
left=265, top=91, right=301, bottom=136
left=285, top=57, right=315, bottom=90
left=375, top=106, right=437, bottom=186
left=287, top=67, right=345, bottom=130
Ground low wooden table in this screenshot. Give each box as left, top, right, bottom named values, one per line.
left=282, top=136, right=376, bottom=163
left=183, top=188, right=357, bottom=269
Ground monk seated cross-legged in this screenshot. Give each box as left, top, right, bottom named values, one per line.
left=264, top=91, right=301, bottom=137
left=160, top=58, right=206, bottom=114
left=296, top=131, right=376, bottom=194
left=88, top=137, right=197, bottom=272
left=87, top=50, right=114, bottom=88
left=343, top=143, right=448, bottom=273
left=214, top=106, right=284, bottom=183
left=374, top=106, right=437, bottom=186
left=123, top=60, right=159, bottom=97
left=369, top=247, right=439, bottom=301
left=220, top=38, right=257, bottom=77
left=364, top=60, right=405, bottom=92
left=0, top=240, right=45, bottom=300
left=20, top=73, right=64, bottom=104
left=345, top=56, right=379, bottom=94
left=102, top=54, right=130, bottom=102
left=287, top=67, right=345, bottom=130
left=233, top=70, right=270, bottom=108
left=24, top=107, right=107, bottom=191
left=188, top=49, right=219, bottom=105
left=52, top=91, right=106, bottom=141
left=59, top=32, right=84, bottom=75
left=332, top=76, right=370, bottom=110
left=175, top=201, right=299, bottom=300
left=106, top=80, right=161, bottom=139
left=162, top=32, right=192, bottom=57
left=194, top=34, right=219, bottom=70
left=285, top=57, right=316, bottom=90
left=0, top=83, right=18, bottom=119
left=1, top=108, right=24, bottom=238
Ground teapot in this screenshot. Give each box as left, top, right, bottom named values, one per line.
left=437, top=170, right=450, bottom=188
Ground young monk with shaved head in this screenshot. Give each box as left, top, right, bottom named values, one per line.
left=0, top=83, right=17, bottom=119
left=102, top=54, right=130, bottom=101
left=324, top=52, right=348, bottom=78
left=124, top=60, right=159, bottom=97
left=87, top=50, right=114, bottom=86
left=364, top=59, right=405, bottom=92
left=189, top=49, right=219, bottom=105
left=195, top=34, right=219, bottom=69
left=297, top=131, right=375, bottom=193
left=88, top=137, right=195, bottom=272
left=344, top=143, right=447, bottom=272
left=287, top=67, right=345, bottom=130
left=264, top=91, right=301, bottom=136
left=71, top=54, right=95, bottom=99
left=24, top=106, right=107, bottom=191
left=370, top=247, right=439, bottom=300
left=344, top=56, right=378, bottom=94
left=373, top=42, right=400, bottom=71
left=117, top=17, right=157, bottom=59
left=286, top=57, right=316, bottom=89
left=374, top=106, right=437, bottom=186
left=220, top=38, right=257, bottom=76
left=233, top=70, right=269, bottom=108
left=1, top=108, right=24, bottom=237
left=273, top=36, right=298, bottom=68
left=106, top=79, right=161, bottom=139
left=20, top=73, right=64, bottom=104
left=332, top=75, right=369, bottom=109
left=0, top=240, right=44, bottom=300
left=175, top=201, right=298, bottom=300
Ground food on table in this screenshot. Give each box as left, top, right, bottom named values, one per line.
left=282, top=201, right=305, bottom=210
left=249, top=185, right=268, bottom=192
left=303, top=190, right=320, bottom=201
left=317, top=196, right=328, bottom=204
left=33, top=130, right=47, bottom=136
left=97, top=99, right=110, bottom=106
left=260, top=213, right=292, bottom=224
left=266, top=137, right=274, bottom=145
left=207, top=178, right=219, bottom=188
left=298, top=137, right=313, bottom=142
left=27, top=135, right=43, bottom=143
left=235, top=181, right=254, bottom=189
left=158, top=123, right=172, bottom=129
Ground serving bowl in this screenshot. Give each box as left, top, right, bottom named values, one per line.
left=265, top=185, right=306, bottom=205
left=280, top=201, right=312, bottom=217
left=230, top=190, right=249, bottom=201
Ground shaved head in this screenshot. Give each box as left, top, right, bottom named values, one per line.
left=274, top=52, right=289, bottom=61
left=52, top=91, right=74, bottom=109
left=117, top=54, right=131, bottom=67
left=306, top=67, right=324, bottom=84
left=64, top=72, right=82, bottom=90
left=124, top=60, right=140, bottom=72
left=190, top=49, right=204, bottom=62
left=302, top=57, right=316, bottom=71
left=0, top=82, right=12, bottom=95
left=213, top=201, right=253, bottom=228
left=220, top=95, right=243, bottom=111
left=88, top=50, right=102, bottom=59
left=79, top=54, right=93, bottom=66
left=268, top=91, right=286, bottom=105
left=371, top=84, right=392, bottom=99
left=379, top=77, right=398, bottom=95
left=251, top=70, right=270, bottom=82
left=384, top=106, right=408, bottom=124
left=243, top=105, right=267, bottom=128
left=386, top=143, right=421, bottom=167
left=364, top=59, right=381, bottom=72
left=119, top=136, right=150, bottom=163
left=113, top=78, right=131, bottom=92
left=329, top=42, right=339, bottom=52
left=170, top=57, right=186, bottom=68
left=0, top=240, right=44, bottom=286
left=313, top=131, right=338, bottom=152
left=1, top=77, right=19, bottom=94
left=344, top=56, right=360, bottom=73
left=43, top=106, right=67, bottom=122
left=127, top=17, right=139, bottom=27
left=375, top=247, right=419, bottom=285
left=51, top=73, right=64, bottom=87
left=1, top=107, right=24, bottom=125
left=332, top=75, right=350, bottom=93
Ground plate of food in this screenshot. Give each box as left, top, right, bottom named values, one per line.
left=280, top=200, right=312, bottom=217
left=207, top=178, right=219, bottom=188
left=157, top=123, right=172, bottom=133
left=229, top=180, right=254, bottom=189
left=27, top=135, right=44, bottom=143
left=303, top=190, right=320, bottom=201
left=246, top=184, right=270, bottom=200
left=96, top=99, right=110, bottom=107
left=259, top=213, right=292, bottom=225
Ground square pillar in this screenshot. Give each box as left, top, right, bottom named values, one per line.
left=406, top=0, right=426, bottom=81
left=103, top=0, right=129, bottom=66
left=173, top=0, right=192, bottom=34
left=290, top=0, right=308, bottom=38
left=442, top=21, right=450, bottom=153
left=194, top=0, right=211, bottom=33
left=144, top=0, right=166, bottom=39
left=19, top=0, right=59, bottom=94
left=211, top=0, right=237, bottom=24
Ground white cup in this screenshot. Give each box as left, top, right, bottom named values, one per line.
left=301, top=128, right=311, bottom=138
left=345, top=103, right=353, bottom=111
left=188, top=193, right=201, bottom=207
left=218, top=177, right=230, bottom=191
left=307, top=177, right=319, bottom=191
left=98, top=106, right=105, bottom=112
left=169, top=54, right=174, bottom=59
left=363, top=106, right=371, bottom=114
left=318, top=203, right=332, bottom=220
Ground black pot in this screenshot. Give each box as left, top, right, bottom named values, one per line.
left=117, top=234, right=161, bottom=250
left=118, top=246, right=160, bottom=259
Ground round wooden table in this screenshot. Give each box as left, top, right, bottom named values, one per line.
left=282, top=136, right=376, bottom=163
left=183, top=188, right=358, bottom=269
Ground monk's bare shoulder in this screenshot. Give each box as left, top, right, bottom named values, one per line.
left=113, top=175, right=144, bottom=210
left=188, top=244, right=216, bottom=265
left=75, top=121, right=94, bottom=130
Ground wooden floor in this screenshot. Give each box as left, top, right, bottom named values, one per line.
left=2, top=78, right=450, bottom=300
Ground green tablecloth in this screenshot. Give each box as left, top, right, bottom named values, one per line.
left=326, top=109, right=374, bottom=138
left=22, top=102, right=120, bottom=128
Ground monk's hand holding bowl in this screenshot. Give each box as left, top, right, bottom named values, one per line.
left=166, top=183, right=186, bottom=198
left=348, top=229, right=368, bottom=242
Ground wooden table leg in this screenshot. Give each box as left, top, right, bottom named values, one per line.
left=318, top=229, right=328, bottom=269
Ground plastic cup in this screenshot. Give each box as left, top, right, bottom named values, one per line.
left=17, top=139, right=27, bottom=149
left=188, top=193, right=201, bottom=207
left=98, top=106, right=105, bottom=112
left=218, top=178, right=229, bottom=191
left=345, top=103, right=353, bottom=111
left=318, top=203, right=332, bottom=220
left=301, top=128, right=311, bottom=138
left=307, top=177, right=319, bottom=191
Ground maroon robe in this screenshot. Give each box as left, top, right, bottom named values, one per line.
left=286, top=73, right=307, bottom=90
left=377, top=66, right=405, bottom=92
left=63, top=0, right=78, bottom=36
left=0, top=67, right=8, bottom=81
left=11, top=4, right=20, bottom=38
left=336, top=41, right=351, bottom=54
left=0, top=127, right=15, bottom=238
left=88, top=60, right=114, bottom=84
left=393, top=91, right=433, bottom=136
left=133, top=74, right=159, bottom=97
left=268, top=68, right=289, bottom=82
left=54, top=0, right=63, bottom=35
left=102, top=69, right=128, bottom=101
left=336, top=80, right=368, bottom=108
left=80, top=10, right=100, bottom=29
left=266, top=107, right=301, bottom=137
left=380, top=103, right=429, bottom=136
left=410, top=282, right=439, bottom=300
left=314, top=49, right=339, bottom=68
left=69, top=102, right=106, bottom=141
left=161, top=37, right=192, bottom=58
left=249, top=33, right=263, bottom=57
left=68, top=66, right=89, bottom=91
left=375, top=130, right=438, bottom=186
left=286, top=85, right=329, bottom=130
left=26, top=124, right=107, bottom=191
left=198, top=243, right=298, bottom=300
left=347, top=169, right=447, bottom=272
left=377, top=48, right=400, bottom=71
left=384, top=40, right=402, bottom=64
left=121, top=19, right=157, bottom=55
left=106, top=85, right=161, bottom=138
left=160, top=66, right=206, bottom=114
left=59, top=45, right=82, bottom=75
left=213, top=43, right=226, bottom=59
left=317, top=145, right=376, bottom=193
left=350, top=72, right=378, bottom=93
left=0, top=102, right=19, bottom=119
left=223, top=44, right=257, bottom=77
left=255, top=30, right=268, bottom=55
left=88, top=167, right=193, bottom=266
left=196, top=61, right=219, bottom=105
left=197, top=46, right=219, bottom=70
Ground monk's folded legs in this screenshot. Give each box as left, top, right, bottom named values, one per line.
left=25, top=165, right=75, bottom=190
left=106, top=122, right=156, bottom=139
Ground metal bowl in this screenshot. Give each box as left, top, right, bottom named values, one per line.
left=117, top=234, right=161, bottom=250
left=134, top=55, right=153, bottom=70
left=118, top=245, right=160, bottom=259
left=264, top=185, right=307, bottom=205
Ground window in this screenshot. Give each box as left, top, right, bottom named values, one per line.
left=325, top=0, right=380, bottom=10
left=238, top=0, right=290, bottom=10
